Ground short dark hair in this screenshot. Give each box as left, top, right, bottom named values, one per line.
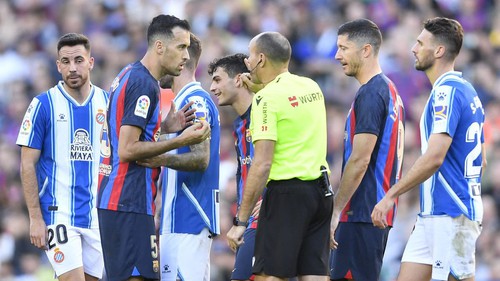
left=423, top=17, right=463, bottom=61
left=185, top=33, right=202, bottom=71
left=337, top=19, right=382, bottom=55
left=147, top=14, right=191, bottom=46
left=57, top=33, right=90, bottom=53
left=255, top=32, right=291, bottom=64
left=207, top=53, right=248, bottom=77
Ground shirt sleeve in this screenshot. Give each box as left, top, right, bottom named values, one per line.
left=16, top=97, right=46, bottom=150
left=121, top=78, right=159, bottom=130
left=431, top=85, right=460, bottom=137
left=250, top=93, right=277, bottom=142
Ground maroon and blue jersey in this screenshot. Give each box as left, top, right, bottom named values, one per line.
left=98, top=61, right=161, bottom=216
left=232, top=106, right=258, bottom=229
left=340, top=74, right=405, bottom=226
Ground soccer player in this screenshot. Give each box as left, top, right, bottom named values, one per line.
left=226, top=32, right=332, bottom=281
left=17, top=33, right=106, bottom=281
left=371, top=17, right=485, bottom=281
left=207, top=53, right=261, bottom=281
left=138, top=33, right=220, bottom=281
left=97, top=15, right=210, bottom=281
left=329, top=19, right=405, bottom=281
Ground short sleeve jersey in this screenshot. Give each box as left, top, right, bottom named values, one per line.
left=98, top=61, right=161, bottom=215
left=160, top=82, right=221, bottom=235
left=250, top=72, right=328, bottom=181
left=16, top=81, right=109, bottom=228
left=340, top=74, right=405, bottom=226
left=419, top=71, right=484, bottom=222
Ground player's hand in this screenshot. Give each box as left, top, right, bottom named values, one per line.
left=30, top=218, right=48, bottom=250
left=161, top=101, right=196, bottom=133
left=330, top=213, right=340, bottom=250
left=227, top=225, right=246, bottom=252
left=371, top=196, right=394, bottom=229
left=238, top=72, right=264, bottom=93
left=179, top=120, right=211, bottom=146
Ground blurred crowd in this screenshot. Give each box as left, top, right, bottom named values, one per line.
left=1, top=0, right=500, bottom=280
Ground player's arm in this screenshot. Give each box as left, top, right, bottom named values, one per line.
left=138, top=138, right=210, bottom=171
left=333, top=133, right=377, bottom=217
left=118, top=120, right=210, bottom=162
left=227, top=139, right=274, bottom=250
left=372, top=133, right=452, bottom=228
left=20, top=146, right=47, bottom=250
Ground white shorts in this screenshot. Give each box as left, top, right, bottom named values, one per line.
left=401, top=215, right=481, bottom=280
left=160, top=228, right=213, bottom=281
left=45, top=224, right=103, bottom=278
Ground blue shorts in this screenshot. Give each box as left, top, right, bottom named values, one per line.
left=231, top=227, right=256, bottom=280
left=330, top=222, right=390, bottom=281
left=98, top=209, right=159, bottom=281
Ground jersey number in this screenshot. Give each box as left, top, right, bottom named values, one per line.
left=150, top=235, right=158, bottom=259
left=47, top=224, right=68, bottom=250
left=464, top=122, right=483, bottom=178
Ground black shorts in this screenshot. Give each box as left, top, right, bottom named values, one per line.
left=98, top=209, right=159, bottom=281
left=231, top=227, right=257, bottom=280
left=330, top=222, right=390, bottom=281
left=253, top=178, right=333, bottom=278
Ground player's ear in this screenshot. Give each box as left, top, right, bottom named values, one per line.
left=155, top=40, right=164, bottom=55
left=435, top=45, right=445, bottom=59
left=89, top=57, right=95, bottom=70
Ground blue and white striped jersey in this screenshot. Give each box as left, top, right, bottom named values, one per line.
left=160, top=82, right=221, bottom=235
left=17, top=81, right=109, bottom=228
left=419, top=71, right=484, bottom=222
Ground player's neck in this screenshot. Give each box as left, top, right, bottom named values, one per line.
left=426, top=62, right=455, bottom=86
left=356, top=63, right=382, bottom=85
left=63, top=82, right=91, bottom=105
left=233, top=92, right=253, bottom=116
left=172, top=72, right=196, bottom=95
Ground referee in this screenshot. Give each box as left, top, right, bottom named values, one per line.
left=227, top=31, right=332, bottom=281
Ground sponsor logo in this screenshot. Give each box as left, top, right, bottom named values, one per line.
left=70, top=129, right=93, bottom=161
left=99, top=163, right=112, bottom=176
left=154, top=130, right=160, bottom=142
left=255, top=96, right=263, bottom=106
left=288, top=96, right=299, bottom=107
left=436, top=91, right=447, bottom=101
left=27, top=104, right=33, bottom=113
left=239, top=155, right=252, bottom=165
left=96, top=109, right=105, bottom=125
left=434, top=105, right=448, bottom=121
left=111, top=76, right=119, bottom=92
left=298, top=92, right=323, bottom=104
left=134, top=95, right=150, bottom=118
left=261, top=101, right=268, bottom=130
left=22, top=119, right=31, bottom=131
left=162, top=264, right=171, bottom=273
left=53, top=248, right=65, bottom=263
left=100, top=124, right=111, bottom=158
left=434, top=260, right=443, bottom=269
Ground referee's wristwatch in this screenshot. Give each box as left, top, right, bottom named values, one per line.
left=233, top=216, right=249, bottom=227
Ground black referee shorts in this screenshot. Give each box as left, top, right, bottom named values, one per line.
left=253, top=178, right=333, bottom=278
